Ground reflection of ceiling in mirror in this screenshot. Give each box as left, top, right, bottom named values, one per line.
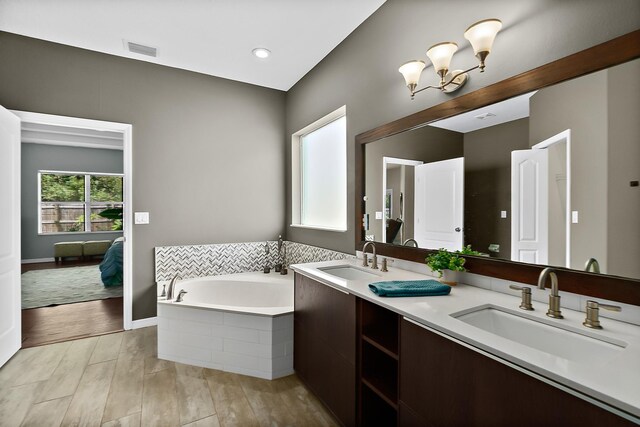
left=428, top=92, right=537, bottom=133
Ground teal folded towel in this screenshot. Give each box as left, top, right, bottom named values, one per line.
left=369, top=280, right=451, bottom=297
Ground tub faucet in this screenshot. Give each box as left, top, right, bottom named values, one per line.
left=585, top=257, right=600, bottom=273
left=175, top=289, right=188, bottom=303
left=263, top=242, right=271, bottom=273
left=166, top=273, right=180, bottom=301
left=403, top=238, right=418, bottom=248
left=362, top=241, right=378, bottom=269
left=537, top=267, right=563, bottom=319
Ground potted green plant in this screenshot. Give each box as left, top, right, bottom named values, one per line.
left=425, top=248, right=466, bottom=286
left=458, top=244, right=483, bottom=256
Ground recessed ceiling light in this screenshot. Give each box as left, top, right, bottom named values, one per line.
left=252, top=48, right=271, bottom=59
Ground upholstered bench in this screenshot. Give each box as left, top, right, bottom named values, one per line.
left=83, top=240, right=113, bottom=259
left=54, top=241, right=84, bottom=263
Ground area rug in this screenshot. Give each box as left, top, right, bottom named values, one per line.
left=21, top=265, right=122, bottom=309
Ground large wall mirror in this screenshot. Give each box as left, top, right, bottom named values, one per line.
left=356, top=31, right=640, bottom=305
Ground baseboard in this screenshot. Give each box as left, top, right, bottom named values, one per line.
left=21, top=257, right=55, bottom=264
left=131, top=317, right=157, bottom=329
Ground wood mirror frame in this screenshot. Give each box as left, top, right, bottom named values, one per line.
left=355, top=30, right=640, bottom=306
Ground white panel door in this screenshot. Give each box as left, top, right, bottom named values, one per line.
left=414, top=157, right=464, bottom=251
left=511, top=149, right=549, bottom=264
left=0, top=106, right=21, bottom=367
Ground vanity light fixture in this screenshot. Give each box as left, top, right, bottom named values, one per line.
left=252, top=47, right=271, bottom=59
left=399, top=18, right=502, bottom=99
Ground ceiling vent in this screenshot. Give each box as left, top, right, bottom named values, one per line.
left=475, top=112, right=496, bottom=120
left=126, top=41, right=157, bottom=57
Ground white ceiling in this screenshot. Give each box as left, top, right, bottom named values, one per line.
left=0, top=0, right=386, bottom=91
left=428, top=92, right=536, bottom=134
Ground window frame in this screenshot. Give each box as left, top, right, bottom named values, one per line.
left=291, top=106, right=347, bottom=232
left=38, top=169, right=124, bottom=235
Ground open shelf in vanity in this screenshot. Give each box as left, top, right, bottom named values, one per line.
left=358, top=298, right=399, bottom=426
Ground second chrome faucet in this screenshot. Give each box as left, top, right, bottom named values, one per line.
left=538, top=267, right=563, bottom=319
left=362, top=241, right=378, bottom=269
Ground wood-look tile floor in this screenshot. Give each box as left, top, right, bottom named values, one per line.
left=0, top=326, right=338, bottom=427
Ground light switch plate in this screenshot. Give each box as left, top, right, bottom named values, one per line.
left=500, top=210, right=507, bottom=219
left=135, top=212, right=150, bottom=224
left=571, top=210, right=579, bottom=224
left=375, top=211, right=383, bottom=220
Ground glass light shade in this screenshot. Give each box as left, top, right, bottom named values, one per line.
left=464, top=19, right=502, bottom=55
left=398, top=60, right=426, bottom=87
left=426, top=42, right=458, bottom=73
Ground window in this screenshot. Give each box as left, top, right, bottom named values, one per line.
left=39, top=171, right=124, bottom=234
left=292, top=106, right=347, bottom=231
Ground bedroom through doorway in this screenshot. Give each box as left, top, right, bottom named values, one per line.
left=14, top=111, right=132, bottom=348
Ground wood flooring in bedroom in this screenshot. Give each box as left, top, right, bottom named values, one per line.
left=21, top=259, right=123, bottom=348
left=21, top=297, right=124, bottom=348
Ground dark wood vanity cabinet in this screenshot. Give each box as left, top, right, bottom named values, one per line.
left=399, top=318, right=635, bottom=427
left=294, top=273, right=357, bottom=426
left=293, top=274, right=635, bottom=427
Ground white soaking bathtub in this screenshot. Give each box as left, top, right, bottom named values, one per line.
left=157, top=271, right=294, bottom=380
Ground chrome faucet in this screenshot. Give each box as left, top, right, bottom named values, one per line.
left=362, top=241, right=378, bottom=269
left=166, top=273, right=180, bottom=301
left=537, top=267, right=563, bottom=319
left=584, top=257, right=601, bottom=273
left=403, top=238, right=418, bottom=248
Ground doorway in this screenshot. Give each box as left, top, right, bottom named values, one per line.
left=381, top=157, right=423, bottom=244
left=511, top=129, right=571, bottom=266
left=12, top=111, right=133, bottom=347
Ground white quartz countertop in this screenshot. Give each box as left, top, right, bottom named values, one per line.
left=291, top=259, right=640, bottom=421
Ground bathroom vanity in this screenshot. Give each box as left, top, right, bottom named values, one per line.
left=292, top=260, right=640, bottom=427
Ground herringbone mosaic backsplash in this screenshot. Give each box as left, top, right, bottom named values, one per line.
left=155, top=241, right=352, bottom=282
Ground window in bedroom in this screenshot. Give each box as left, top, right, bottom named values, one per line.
left=291, top=106, right=347, bottom=231
left=38, top=171, right=124, bottom=234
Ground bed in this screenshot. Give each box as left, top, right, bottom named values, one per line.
left=99, top=237, right=123, bottom=286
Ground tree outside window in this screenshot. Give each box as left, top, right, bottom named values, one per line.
left=39, top=172, right=124, bottom=234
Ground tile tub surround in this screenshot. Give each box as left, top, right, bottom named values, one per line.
left=158, top=303, right=294, bottom=380
left=155, top=241, right=352, bottom=282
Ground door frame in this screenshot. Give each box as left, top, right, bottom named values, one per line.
left=381, top=157, right=423, bottom=243
left=12, top=110, right=134, bottom=330
left=532, top=129, right=572, bottom=268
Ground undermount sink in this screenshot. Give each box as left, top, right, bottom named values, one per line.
left=452, top=305, right=627, bottom=364
left=318, top=265, right=380, bottom=281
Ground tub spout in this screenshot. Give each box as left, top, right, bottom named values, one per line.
left=166, top=273, right=180, bottom=301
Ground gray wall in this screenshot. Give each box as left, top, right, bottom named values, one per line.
left=463, top=118, right=529, bottom=258
left=0, top=32, right=286, bottom=320
left=21, top=144, right=124, bottom=260
left=530, top=71, right=609, bottom=272
left=285, top=0, right=640, bottom=254
left=607, top=59, right=640, bottom=278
